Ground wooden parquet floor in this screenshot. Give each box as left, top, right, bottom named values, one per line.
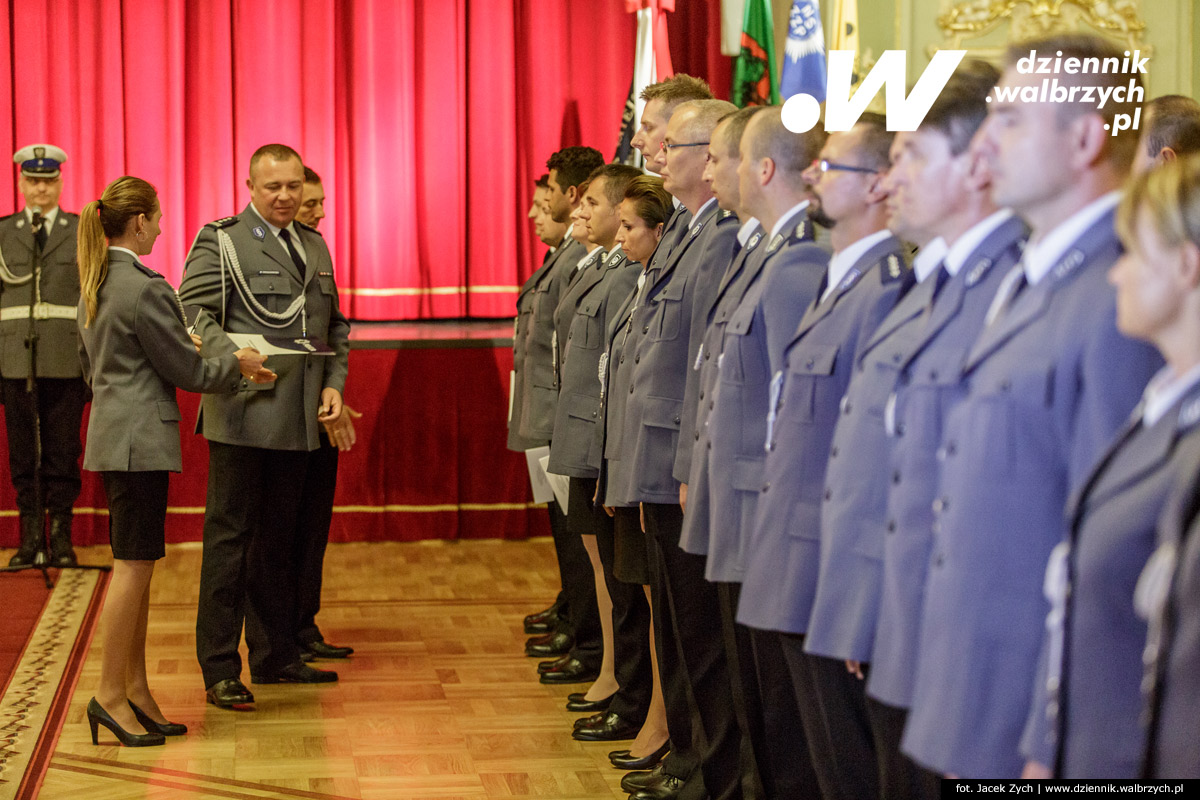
left=38, top=539, right=630, bottom=799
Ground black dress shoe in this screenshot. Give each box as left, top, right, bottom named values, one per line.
left=609, top=740, right=670, bottom=770
left=525, top=631, right=573, bottom=657
left=205, top=678, right=255, bottom=708
left=129, top=701, right=187, bottom=736
left=565, top=691, right=612, bottom=713
left=571, top=711, right=641, bottom=741
left=523, top=603, right=561, bottom=634
left=251, top=661, right=338, bottom=684
left=537, top=654, right=572, bottom=674
left=621, top=765, right=664, bottom=793
left=630, top=773, right=683, bottom=800
left=303, top=641, right=354, bottom=659
left=573, top=710, right=605, bottom=729
left=538, top=657, right=600, bottom=685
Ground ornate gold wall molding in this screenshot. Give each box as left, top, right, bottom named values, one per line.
left=937, top=0, right=1147, bottom=52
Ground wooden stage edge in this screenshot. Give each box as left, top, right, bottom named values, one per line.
left=348, top=319, right=514, bottom=350
left=9, top=538, right=633, bottom=800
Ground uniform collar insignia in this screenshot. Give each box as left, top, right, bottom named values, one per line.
left=965, top=257, right=992, bottom=287
left=886, top=254, right=902, bottom=279
left=767, top=233, right=784, bottom=252
left=1052, top=249, right=1085, bottom=280
left=252, top=226, right=266, bottom=240
left=838, top=267, right=863, bottom=292
left=15, top=218, right=24, bottom=229
left=747, top=232, right=762, bottom=249
left=1179, top=396, right=1200, bottom=431
left=607, top=251, right=623, bottom=266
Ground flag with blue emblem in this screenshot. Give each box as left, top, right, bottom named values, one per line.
left=779, top=0, right=827, bottom=102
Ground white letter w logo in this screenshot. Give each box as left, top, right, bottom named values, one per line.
left=783, top=50, right=967, bottom=133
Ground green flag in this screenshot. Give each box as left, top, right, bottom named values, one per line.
left=732, top=0, right=781, bottom=107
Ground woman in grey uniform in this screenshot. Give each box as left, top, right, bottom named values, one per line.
left=77, top=176, right=275, bottom=747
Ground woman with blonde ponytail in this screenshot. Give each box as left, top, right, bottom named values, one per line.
left=77, top=176, right=277, bottom=748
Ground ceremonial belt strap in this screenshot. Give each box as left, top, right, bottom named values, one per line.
left=0, top=302, right=77, bottom=322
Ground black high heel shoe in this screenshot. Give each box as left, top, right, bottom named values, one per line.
left=87, top=698, right=165, bottom=747
left=129, top=701, right=188, bottom=736
left=608, top=739, right=670, bottom=770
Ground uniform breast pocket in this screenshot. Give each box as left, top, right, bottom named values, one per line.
left=317, top=274, right=337, bottom=296
left=249, top=275, right=292, bottom=313
left=574, top=298, right=603, bottom=351
left=156, top=400, right=181, bottom=422
left=724, top=310, right=757, bottom=386
left=781, top=344, right=838, bottom=426
left=533, top=284, right=555, bottom=322
left=650, top=281, right=685, bottom=342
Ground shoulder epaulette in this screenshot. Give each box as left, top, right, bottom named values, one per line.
left=0, top=212, right=14, bottom=223
left=719, top=209, right=737, bottom=221
left=880, top=252, right=908, bottom=284
left=295, top=220, right=323, bottom=236
left=59, top=209, right=79, bottom=219
left=206, top=216, right=239, bottom=229
left=134, top=262, right=163, bottom=279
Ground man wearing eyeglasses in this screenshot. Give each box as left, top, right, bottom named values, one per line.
left=737, top=113, right=910, bottom=800
left=607, top=98, right=747, bottom=800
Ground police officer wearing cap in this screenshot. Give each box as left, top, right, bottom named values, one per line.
left=1, top=144, right=84, bottom=568
left=179, top=143, right=350, bottom=709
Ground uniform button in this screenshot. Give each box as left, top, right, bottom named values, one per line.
left=629, top=386, right=634, bottom=394
left=932, top=497, right=949, bottom=513
left=699, top=391, right=705, bottom=400
left=695, top=432, right=700, bottom=441
left=673, top=416, right=680, bottom=424
left=806, top=359, right=815, bottom=369
left=707, top=441, right=712, bottom=450
left=887, top=520, right=896, bottom=533
left=840, top=397, right=851, bottom=414
left=707, top=401, right=713, bottom=411
left=830, top=446, right=838, bottom=457
left=635, top=356, right=640, bottom=364
left=762, top=482, right=770, bottom=493
left=892, top=470, right=901, bottom=484
left=945, top=442, right=956, bottom=456
left=768, top=441, right=775, bottom=451
left=934, top=554, right=945, bottom=567
left=896, top=423, right=906, bottom=436
left=592, top=411, right=598, bottom=418
left=705, top=351, right=711, bottom=360
left=824, top=488, right=832, bottom=500
left=568, top=333, right=572, bottom=340
left=620, top=356, right=625, bottom=364
left=268, top=283, right=275, bottom=291
left=643, top=326, right=649, bottom=334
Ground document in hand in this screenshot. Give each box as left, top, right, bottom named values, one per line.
left=226, top=333, right=336, bottom=356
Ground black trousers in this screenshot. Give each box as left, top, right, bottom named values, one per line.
left=865, top=696, right=943, bottom=800
left=780, top=635, right=879, bottom=800
left=294, top=436, right=338, bottom=645
left=719, top=583, right=823, bottom=800
left=573, top=479, right=653, bottom=722
left=645, top=501, right=744, bottom=800
left=1, top=377, right=85, bottom=515
left=549, top=498, right=603, bottom=668
left=196, top=442, right=306, bottom=686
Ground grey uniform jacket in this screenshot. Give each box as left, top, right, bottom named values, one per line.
left=808, top=215, right=1028, bottom=665
left=78, top=250, right=241, bottom=472
left=599, top=206, right=692, bottom=506
left=178, top=205, right=350, bottom=452
left=517, top=236, right=585, bottom=442
left=548, top=249, right=638, bottom=478
left=902, top=209, right=1162, bottom=779
left=692, top=228, right=827, bottom=583
left=1143, top=434, right=1200, bottom=779
left=608, top=202, right=738, bottom=506
left=0, top=209, right=82, bottom=378
left=1019, top=383, right=1200, bottom=777
left=867, top=215, right=1028, bottom=710
left=507, top=251, right=553, bottom=452
left=737, top=234, right=909, bottom=635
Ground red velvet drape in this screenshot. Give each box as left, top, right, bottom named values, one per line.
left=0, top=1, right=728, bottom=320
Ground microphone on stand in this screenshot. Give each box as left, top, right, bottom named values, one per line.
left=30, top=205, right=43, bottom=232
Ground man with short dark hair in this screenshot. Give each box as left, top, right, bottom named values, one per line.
left=900, top=34, right=1162, bottom=779
left=738, top=111, right=909, bottom=800
left=1133, top=95, right=1200, bottom=174
left=180, top=143, right=350, bottom=708
left=296, top=166, right=326, bottom=228
left=0, top=143, right=83, bottom=568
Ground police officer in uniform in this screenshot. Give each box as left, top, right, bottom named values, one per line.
left=179, top=143, right=350, bottom=708
left=0, top=144, right=84, bottom=568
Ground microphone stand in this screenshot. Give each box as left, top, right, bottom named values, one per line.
left=1, top=213, right=109, bottom=587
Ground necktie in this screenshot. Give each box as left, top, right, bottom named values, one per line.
left=35, top=222, right=48, bottom=251
left=278, top=228, right=306, bottom=277
left=985, top=264, right=1027, bottom=326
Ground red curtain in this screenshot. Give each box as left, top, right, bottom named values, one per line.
left=0, top=1, right=726, bottom=320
